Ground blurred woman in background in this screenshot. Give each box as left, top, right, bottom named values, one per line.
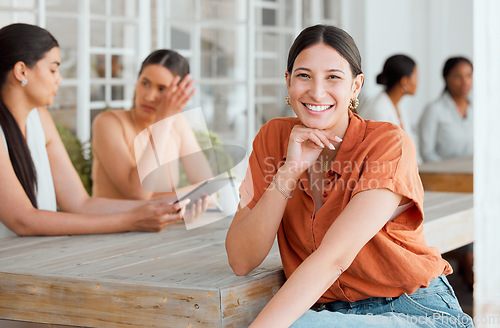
left=419, top=57, right=473, bottom=163
left=0, top=23, right=189, bottom=237
left=360, top=54, right=418, bottom=130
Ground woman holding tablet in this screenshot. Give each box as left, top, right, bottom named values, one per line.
left=0, top=23, right=189, bottom=237
left=91, top=49, right=211, bottom=219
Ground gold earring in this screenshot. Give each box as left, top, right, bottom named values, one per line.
left=349, top=98, right=359, bottom=110
left=285, top=95, right=291, bottom=106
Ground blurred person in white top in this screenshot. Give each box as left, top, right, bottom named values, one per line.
left=419, top=57, right=473, bottom=163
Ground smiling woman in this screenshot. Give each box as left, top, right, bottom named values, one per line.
left=225, top=24, right=474, bottom=328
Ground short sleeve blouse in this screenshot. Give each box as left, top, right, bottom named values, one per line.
left=239, top=111, right=451, bottom=303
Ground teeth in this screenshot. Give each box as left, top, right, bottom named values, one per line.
left=305, top=104, right=331, bottom=112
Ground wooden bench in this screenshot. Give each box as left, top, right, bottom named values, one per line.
left=0, top=191, right=473, bottom=327
left=419, top=156, right=473, bottom=193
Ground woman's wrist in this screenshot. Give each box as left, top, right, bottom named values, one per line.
left=277, top=163, right=303, bottom=180
left=272, top=167, right=300, bottom=199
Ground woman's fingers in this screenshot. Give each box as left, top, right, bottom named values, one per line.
left=321, top=130, right=343, bottom=144
left=202, top=196, right=210, bottom=212
left=159, top=74, right=196, bottom=118
left=168, top=75, right=181, bottom=91
left=155, top=198, right=190, bottom=214
left=177, top=77, right=196, bottom=105
left=171, top=74, right=194, bottom=99
left=177, top=73, right=193, bottom=90
left=306, top=131, right=326, bottom=149
left=312, top=130, right=342, bottom=150
left=293, top=126, right=342, bottom=149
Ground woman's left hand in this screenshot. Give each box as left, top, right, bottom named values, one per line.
left=156, top=74, right=196, bottom=121
left=183, top=196, right=211, bottom=225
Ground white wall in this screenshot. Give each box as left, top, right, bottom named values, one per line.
left=473, top=0, right=500, bottom=325
left=343, top=0, right=473, bottom=137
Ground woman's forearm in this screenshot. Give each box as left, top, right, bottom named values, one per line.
left=250, top=247, right=345, bottom=328
left=226, top=167, right=300, bottom=275
left=11, top=208, right=130, bottom=236
left=76, top=196, right=148, bottom=215
left=250, top=189, right=402, bottom=327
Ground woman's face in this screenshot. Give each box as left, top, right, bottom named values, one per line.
left=25, top=47, right=62, bottom=107
left=285, top=42, right=363, bottom=131
left=406, top=66, right=418, bottom=95
left=445, top=62, right=473, bottom=98
left=134, top=64, right=176, bottom=121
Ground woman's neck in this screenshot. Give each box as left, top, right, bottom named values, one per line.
left=320, top=111, right=350, bottom=159
left=1, top=84, right=34, bottom=137
left=129, top=108, right=154, bottom=132
left=386, top=88, right=403, bottom=112
left=448, top=92, right=469, bottom=117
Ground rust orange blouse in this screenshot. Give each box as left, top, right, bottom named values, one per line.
left=239, top=111, right=452, bottom=303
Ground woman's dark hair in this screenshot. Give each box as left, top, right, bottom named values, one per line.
left=138, top=49, right=190, bottom=79
left=287, top=24, right=362, bottom=78
left=0, top=23, right=59, bottom=208
left=376, top=54, right=416, bottom=92
left=132, top=49, right=190, bottom=109
left=442, top=56, right=473, bottom=93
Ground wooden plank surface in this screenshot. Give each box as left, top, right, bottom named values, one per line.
left=422, top=191, right=474, bottom=253
left=0, top=192, right=473, bottom=327
left=0, top=213, right=285, bottom=328
left=419, top=156, right=473, bottom=193
left=419, top=156, right=473, bottom=174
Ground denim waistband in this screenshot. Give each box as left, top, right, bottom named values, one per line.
left=313, top=274, right=451, bottom=311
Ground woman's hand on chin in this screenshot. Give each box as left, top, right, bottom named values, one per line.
left=284, top=125, right=342, bottom=174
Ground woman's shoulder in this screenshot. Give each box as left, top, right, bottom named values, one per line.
left=92, top=109, right=129, bottom=131
left=423, top=93, right=450, bottom=113
left=252, top=117, right=300, bottom=155
left=94, top=108, right=128, bottom=122
left=359, top=92, right=395, bottom=121
left=358, top=120, right=418, bottom=172
left=35, top=107, right=58, bottom=141
left=36, top=106, right=53, bottom=124
left=363, top=119, right=411, bottom=151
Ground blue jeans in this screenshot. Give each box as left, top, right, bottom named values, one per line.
left=291, top=274, right=474, bottom=327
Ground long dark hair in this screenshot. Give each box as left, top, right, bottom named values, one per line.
left=442, top=56, right=473, bottom=93
left=376, top=54, right=416, bottom=92
left=0, top=23, right=59, bottom=208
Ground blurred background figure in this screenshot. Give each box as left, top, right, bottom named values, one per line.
left=419, top=57, right=473, bottom=163
left=92, top=49, right=211, bottom=200
left=359, top=54, right=420, bottom=162
left=360, top=54, right=417, bottom=129
left=0, top=23, right=189, bottom=237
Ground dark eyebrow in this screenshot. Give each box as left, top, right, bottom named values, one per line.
left=293, top=67, right=346, bottom=74
left=51, top=61, right=60, bottom=66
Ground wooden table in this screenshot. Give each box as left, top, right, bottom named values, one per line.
left=419, top=156, right=473, bottom=193
left=0, top=192, right=473, bottom=328
left=422, top=191, right=474, bottom=254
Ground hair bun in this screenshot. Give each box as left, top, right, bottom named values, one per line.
left=376, top=73, right=386, bottom=85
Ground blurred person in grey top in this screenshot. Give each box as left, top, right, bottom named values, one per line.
left=419, top=57, right=473, bottom=163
